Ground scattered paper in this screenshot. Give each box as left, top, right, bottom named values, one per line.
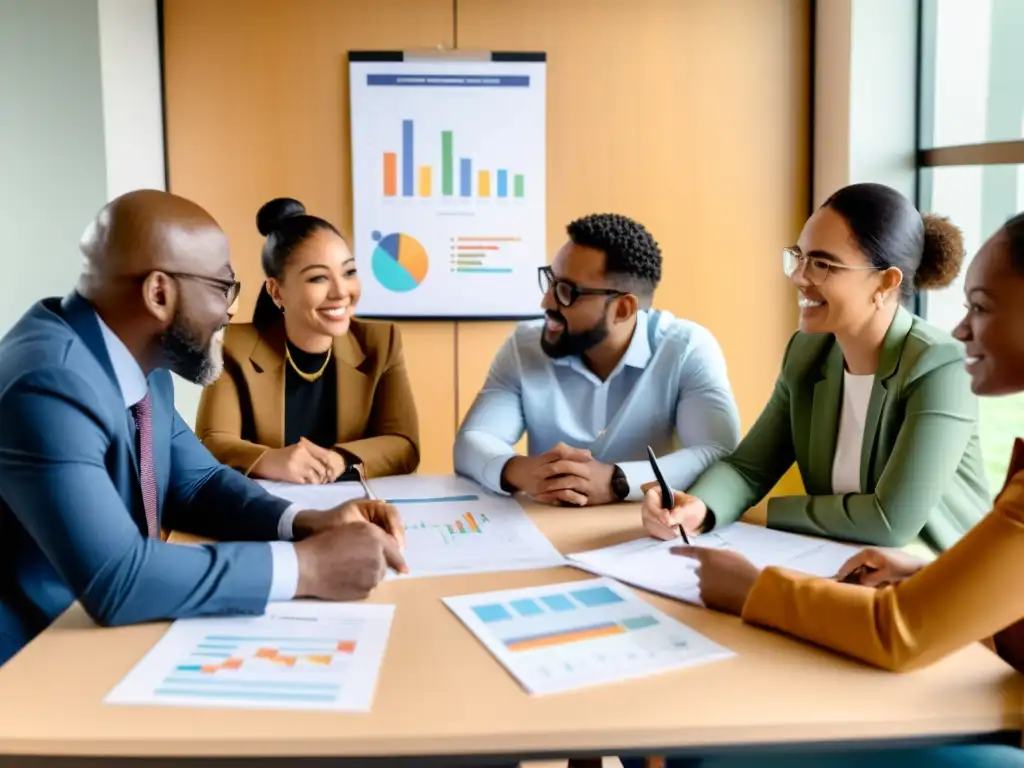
left=105, top=602, right=394, bottom=712
left=444, top=577, right=733, bottom=695
left=567, top=523, right=861, bottom=606
left=258, top=475, right=566, bottom=579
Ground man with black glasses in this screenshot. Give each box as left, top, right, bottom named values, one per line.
left=454, top=212, right=741, bottom=507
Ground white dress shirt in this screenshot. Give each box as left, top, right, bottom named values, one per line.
left=95, top=313, right=299, bottom=600
left=454, top=310, right=742, bottom=500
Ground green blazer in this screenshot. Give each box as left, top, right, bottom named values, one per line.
left=689, top=307, right=990, bottom=551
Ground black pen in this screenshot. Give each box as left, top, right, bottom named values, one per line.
left=646, top=445, right=689, bottom=545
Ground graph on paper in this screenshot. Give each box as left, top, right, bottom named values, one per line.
left=105, top=603, right=395, bottom=712
left=445, top=578, right=733, bottom=695
left=349, top=57, right=546, bottom=318
left=393, top=495, right=566, bottom=579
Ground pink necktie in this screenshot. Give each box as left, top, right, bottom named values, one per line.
left=130, top=393, right=158, bottom=539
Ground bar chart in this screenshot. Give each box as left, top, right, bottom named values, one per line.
left=381, top=119, right=527, bottom=200
left=349, top=58, right=546, bottom=317
left=445, top=578, right=734, bottom=695
left=405, top=510, right=491, bottom=545
left=105, top=603, right=395, bottom=712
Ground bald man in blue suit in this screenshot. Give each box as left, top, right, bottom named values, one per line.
left=0, top=191, right=407, bottom=667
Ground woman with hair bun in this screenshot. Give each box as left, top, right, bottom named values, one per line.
left=640, top=182, right=989, bottom=556
left=195, top=197, right=419, bottom=484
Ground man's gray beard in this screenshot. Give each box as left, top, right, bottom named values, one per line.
left=159, top=314, right=224, bottom=387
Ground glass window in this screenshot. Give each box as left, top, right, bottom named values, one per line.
left=920, top=0, right=1024, bottom=148
left=918, top=163, right=1024, bottom=490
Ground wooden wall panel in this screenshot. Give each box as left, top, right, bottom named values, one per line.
left=163, top=0, right=810, bottom=489
left=456, top=0, right=809, bottom=434
left=162, top=0, right=457, bottom=471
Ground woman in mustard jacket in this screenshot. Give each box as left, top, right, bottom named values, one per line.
left=633, top=212, right=1024, bottom=767
left=642, top=183, right=990, bottom=555
left=195, top=197, right=420, bottom=483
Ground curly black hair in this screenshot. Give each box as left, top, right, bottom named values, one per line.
left=566, top=213, right=662, bottom=305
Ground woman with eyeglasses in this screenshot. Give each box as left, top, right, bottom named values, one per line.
left=195, top=198, right=420, bottom=484
left=640, top=182, right=989, bottom=556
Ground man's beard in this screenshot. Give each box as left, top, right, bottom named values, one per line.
left=540, top=310, right=610, bottom=359
left=159, top=311, right=224, bottom=387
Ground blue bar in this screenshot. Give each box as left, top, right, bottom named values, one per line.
left=164, top=677, right=339, bottom=691
left=454, top=267, right=513, bottom=274
left=190, top=652, right=232, bottom=658
left=401, top=119, right=414, bottom=196
left=497, top=170, right=508, bottom=197
left=176, top=664, right=203, bottom=672
left=384, top=494, right=479, bottom=504
left=504, top=621, right=617, bottom=648
left=367, top=74, right=530, bottom=87
left=621, top=615, right=659, bottom=631
left=196, top=644, right=237, bottom=651
left=570, top=586, right=623, bottom=607
left=510, top=598, right=544, bottom=618
left=472, top=603, right=512, bottom=623
left=203, top=636, right=338, bottom=643
left=460, top=158, right=472, bottom=197
left=541, top=594, right=575, bottom=612
left=155, top=688, right=337, bottom=703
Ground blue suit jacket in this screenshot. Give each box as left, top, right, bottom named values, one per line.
left=0, top=293, right=291, bottom=666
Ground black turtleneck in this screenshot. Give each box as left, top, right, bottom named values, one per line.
left=284, top=339, right=337, bottom=449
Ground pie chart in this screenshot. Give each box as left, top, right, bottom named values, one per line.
left=371, top=231, right=429, bottom=292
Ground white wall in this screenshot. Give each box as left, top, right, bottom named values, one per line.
left=813, top=0, right=919, bottom=206
left=95, top=0, right=203, bottom=424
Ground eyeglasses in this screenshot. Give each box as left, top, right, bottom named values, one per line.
left=127, top=271, right=241, bottom=306
left=537, top=266, right=625, bottom=308
left=782, top=247, right=878, bottom=287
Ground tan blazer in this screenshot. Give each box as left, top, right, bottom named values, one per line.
left=195, top=319, right=420, bottom=478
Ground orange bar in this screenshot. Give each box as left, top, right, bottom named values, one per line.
left=507, top=624, right=626, bottom=652
left=337, top=640, right=357, bottom=654
left=418, top=166, right=431, bottom=196
left=200, top=664, right=219, bottom=674
left=221, top=658, right=243, bottom=670
left=456, top=245, right=499, bottom=250
left=464, top=512, right=479, bottom=532
left=478, top=170, right=491, bottom=197
left=255, top=648, right=277, bottom=659
left=306, top=655, right=332, bottom=665
left=272, top=655, right=296, bottom=667
left=383, top=153, right=397, bottom=196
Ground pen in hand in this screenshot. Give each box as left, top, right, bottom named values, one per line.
left=646, top=446, right=690, bottom=545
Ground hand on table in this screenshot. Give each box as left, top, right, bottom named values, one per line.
left=835, top=547, right=927, bottom=587
left=671, top=546, right=760, bottom=616
left=502, top=443, right=619, bottom=506
left=250, top=437, right=346, bottom=484
left=640, top=484, right=708, bottom=540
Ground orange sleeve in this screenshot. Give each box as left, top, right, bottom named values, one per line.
left=740, top=471, right=1024, bottom=672
left=194, top=359, right=269, bottom=476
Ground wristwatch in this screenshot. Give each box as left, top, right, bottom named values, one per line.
left=610, top=464, right=630, bottom=502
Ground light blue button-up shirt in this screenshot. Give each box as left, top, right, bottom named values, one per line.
left=454, top=310, right=742, bottom=500
left=96, top=313, right=299, bottom=601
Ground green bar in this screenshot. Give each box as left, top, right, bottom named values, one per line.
left=442, top=131, right=453, bottom=196
left=453, top=260, right=483, bottom=266
left=454, top=252, right=488, bottom=258
left=514, top=174, right=524, bottom=197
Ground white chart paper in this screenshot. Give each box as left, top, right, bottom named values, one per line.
left=444, top=577, right=733, bottom=695
left=258, top=475, right=566, bottom=579
left=567, top=523, right=861, bottom=606
left=349, top=57, right=547, bottom=319
left=105, top=602, right=394, bottom=712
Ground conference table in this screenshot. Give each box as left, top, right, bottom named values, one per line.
left=0, top=488, right=1020, bottom=767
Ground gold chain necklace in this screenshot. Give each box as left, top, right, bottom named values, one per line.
left=286, top=346, right=332, bottom=382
